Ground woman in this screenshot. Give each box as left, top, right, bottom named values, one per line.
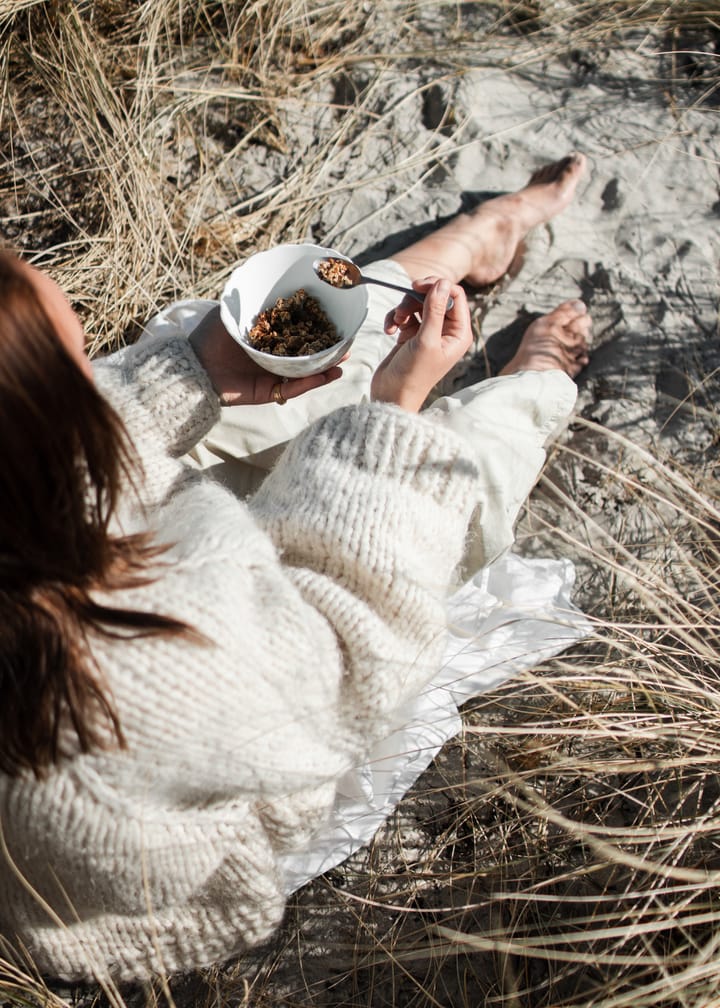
left=0, top=155, right=590, bottom=982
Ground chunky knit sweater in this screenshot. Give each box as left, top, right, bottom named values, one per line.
left=0, top=334, right=568, bottom=982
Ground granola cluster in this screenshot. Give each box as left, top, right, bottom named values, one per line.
left=247, top=289, right=339, bottom=357
left=316, top=257, right=354, bottom=288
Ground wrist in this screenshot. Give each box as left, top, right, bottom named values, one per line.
left=370, top=385, right=423, bottom=413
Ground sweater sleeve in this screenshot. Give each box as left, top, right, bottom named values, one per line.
left=95, top=401, right=486, bottom=800
left=92, top=332, right=220, bottom=508
left=247, top=401, right=483, bottom=746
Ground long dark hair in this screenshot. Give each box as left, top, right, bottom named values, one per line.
left=0, top=251, right=189, bottom=776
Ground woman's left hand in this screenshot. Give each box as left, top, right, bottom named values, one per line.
left=188, top=306, right=344, bottom=406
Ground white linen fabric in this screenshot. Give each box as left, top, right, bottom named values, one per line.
left=0, top=258, right=586, bottom=983
left=281, top=552, right=590, bottom=893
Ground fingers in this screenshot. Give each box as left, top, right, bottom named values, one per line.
left=417, top=279, right=472, bottom=359
left=384, top=297, right=421, bottom=335
left=438, top=279, right=469, bottom=333
left=219, top=365, right=344, bottom=406
left=384, top=275, right=460, bottom=335
left=282, top=365, right=343, bottom=401
left=419, top=277, right=452, bottom=334
left=415, top=276, right=467, bottom=323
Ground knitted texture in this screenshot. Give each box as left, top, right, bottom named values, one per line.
left=0, top=334, right=556, bottom=982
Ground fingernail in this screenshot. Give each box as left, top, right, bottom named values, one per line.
left=437, top=279, right=450, bottom=297
left=571, top=300, right=586, bottom=313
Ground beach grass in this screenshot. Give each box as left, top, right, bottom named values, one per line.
left=1, top=1, right=719, bottom=1005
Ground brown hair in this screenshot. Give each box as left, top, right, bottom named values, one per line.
left=0, top=251, right=189, bottom=776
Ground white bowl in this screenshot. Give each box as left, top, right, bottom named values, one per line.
left=219, top=243, right=369, bottom=378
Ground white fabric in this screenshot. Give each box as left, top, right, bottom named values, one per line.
left=281, top=552, right=590, bottom=892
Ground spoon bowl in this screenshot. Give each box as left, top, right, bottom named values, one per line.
left=313, top=256, right=454, bottom=311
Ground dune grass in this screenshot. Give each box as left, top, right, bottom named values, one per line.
left=1, top=1, right=719, bottom=1005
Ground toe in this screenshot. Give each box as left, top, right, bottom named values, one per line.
left=567, top=315, right=592, bottom=347
left=568, top=310, right=592, bottom=331
left=529, top=153, right=586, bottom=187
left=563, top=152, right=587, bottom=179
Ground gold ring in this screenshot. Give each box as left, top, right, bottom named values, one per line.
left=271, top=381, right=287, bottom=405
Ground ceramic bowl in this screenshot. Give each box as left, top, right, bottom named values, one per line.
left=219, top=243, right=368, bottom=378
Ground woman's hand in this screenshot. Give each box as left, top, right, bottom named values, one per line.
left=188, top=306, right=344, bottom=406
left=370, top=277, right=472, bottom=412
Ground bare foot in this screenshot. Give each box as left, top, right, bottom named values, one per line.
left=500, top=300, right=591, bottom=378
left=465, top=153, right=587, bottom=286
left=391, top=153, right=587, bottom=287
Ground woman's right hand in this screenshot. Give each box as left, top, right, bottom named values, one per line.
left=370, top=277, right=472, bottom=412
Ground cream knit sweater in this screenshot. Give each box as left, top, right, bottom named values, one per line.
left=0, top=334, right=569, bottom=982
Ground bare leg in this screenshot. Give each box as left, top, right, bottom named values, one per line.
left=501, top=300, right=591, bottom=378
left=391, top=153, right=586, bottom=286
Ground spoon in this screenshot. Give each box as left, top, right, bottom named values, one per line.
left=313, top=257, right=454, bottom=311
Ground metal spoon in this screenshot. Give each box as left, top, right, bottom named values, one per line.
left=313, top=257, right=454, bottom=311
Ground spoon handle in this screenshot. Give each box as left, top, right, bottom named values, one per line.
left=362, top=276, right=454, bottom=311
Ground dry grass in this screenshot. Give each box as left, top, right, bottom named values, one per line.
left=1, top=1, right=720, bottom=1006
